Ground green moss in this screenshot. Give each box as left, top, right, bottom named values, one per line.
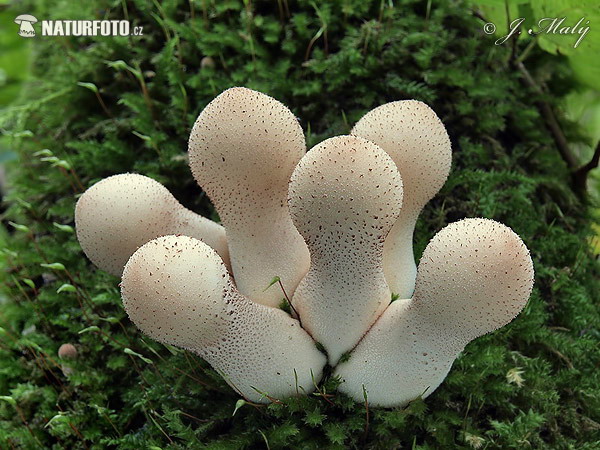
left=0, top=0, right=599, bottom=448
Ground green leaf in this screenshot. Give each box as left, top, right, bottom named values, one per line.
left=132, top=130, right=152, bottom=141
left=53, top=222, right=74, bottom=233
left=52, top=159, right=72, bottom=170
left=0, top=396, right=16, bottom=406
left=40, top=262, right=66, bottom=271
left=33, top=149, right=53, bottom=157
left=40, top=156, right=59, bottom=163
left=264, top=276, right=280, bottom=291
left=8, top=221, right=29, bottom=233
left=99, top=316, right=119, bottom=324
left=56, top=283, right=76, bottom=294
left=76, top=81, right=99, bottom=94
left=44, top=413, right=68, bottom=428
left=21, top=278, right=35, bottom=289
left=78, top=326, right=100, bottom=334
left=232, top=399, right=246, bottom=416
left=15, top=197, right=33, bottom=210
left=124, top=348, right=153, bottom=364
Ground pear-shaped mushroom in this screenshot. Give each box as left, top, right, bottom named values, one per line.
left=351, top=101, right=452, bottom=298
left=289, top=135, right=403, bottom=364
left=334, top=218, right=534, bottom=406
left=188, top=87, right=310, bottom=307
left=121, top=235, right=326, bottom=403
left=75, top=173, right=229, bottom=276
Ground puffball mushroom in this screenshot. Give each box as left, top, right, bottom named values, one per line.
left=334, top=218, right=534, bottom=407
left=74, top=87, right=535, bottom=408
left=75, top=173, right=229, bottom=276
left=351, top=101, right=452, bottom=299
left=121, top=235, right=326, bottom=402
left=58, top=343, right=78, bottom=376
left=188, top=87, right=310, bottom=308
left=289, top=135, right=403, bottom=365
left=58, top=343, right=78, bottom=359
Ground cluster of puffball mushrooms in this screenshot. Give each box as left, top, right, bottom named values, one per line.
left=74, top=87, right=534, bottom=407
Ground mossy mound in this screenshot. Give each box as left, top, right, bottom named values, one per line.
left=0, top=0, right=599, bottom=448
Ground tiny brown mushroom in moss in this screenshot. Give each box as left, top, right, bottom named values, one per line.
left=334, top=218, right=534, bottom=407
left=58, top=343, right=78, bottom=376
left=188, top=87, right=310, bottom=307
left=75, top=173, right=229, bottom=276
left=121, top=235, right=326, bottom=403
left=351, top=101, right=452, bottom=299
left=58, top=343, right=77, bottom=359
left=288, top=135, right=403, bottom=365
left=200, top=56, right=215, bottom=69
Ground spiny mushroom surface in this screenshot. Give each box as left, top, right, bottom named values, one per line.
left=352, top=101, right=452, bottom=299
left=74, top=87, right=534, bottom=407
left=289, top=135, right=403, bottom=364
left=121, top=235, right=326, bottom=403
left=188, top=87, right=310, bottom=307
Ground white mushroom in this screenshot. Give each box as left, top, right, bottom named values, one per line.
left=288, top=135, right=403, bottom=364
left=334, top=218, right=534, bottom=407
left=188, top=87, right=310, bottom=307
left=75, top=173, right=229, bottom=276
left=351, top=101, right=452, bottom=298
left=121, top=235, right=326, bottom=403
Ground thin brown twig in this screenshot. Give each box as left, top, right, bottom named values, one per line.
left=362, top=385, right=370, bottom=443
left=278, top=279, right=301, bottom=323
left=572, top=141, right=600, bottom=193
left=514, top=61, right=578, bottom=169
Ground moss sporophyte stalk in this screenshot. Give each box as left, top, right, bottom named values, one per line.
left=75, top=87, right=534, bottom=407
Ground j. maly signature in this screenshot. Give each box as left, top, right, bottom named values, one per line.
left=496, top=17, right=590, bottom=49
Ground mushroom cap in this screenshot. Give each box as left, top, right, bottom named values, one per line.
left=289, top=135, right=403, bottom=246
left=15, top=14, right=37, bottom=24
left=189, top=86, right=305, bottom=213
left=58, top=343, right=78, bottom=359
left=121, top=235, right=230, bottom=350
left=351, top=100, right=451, bottom=211
left=413, top=218, right=534, bottom=341
left=200, top=56, right=215, bottom=69
left=75, top=173, right=228, bottom=276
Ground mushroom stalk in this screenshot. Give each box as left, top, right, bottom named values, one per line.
left=351, top=100, right=452, bottom=298
left=288, top=135, right=403, bottom=364
left=334, top=219, right=534, bottom=406
left=189, top=87, right=310, bottom=307
left=121, top=235, right=326, bottom=403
